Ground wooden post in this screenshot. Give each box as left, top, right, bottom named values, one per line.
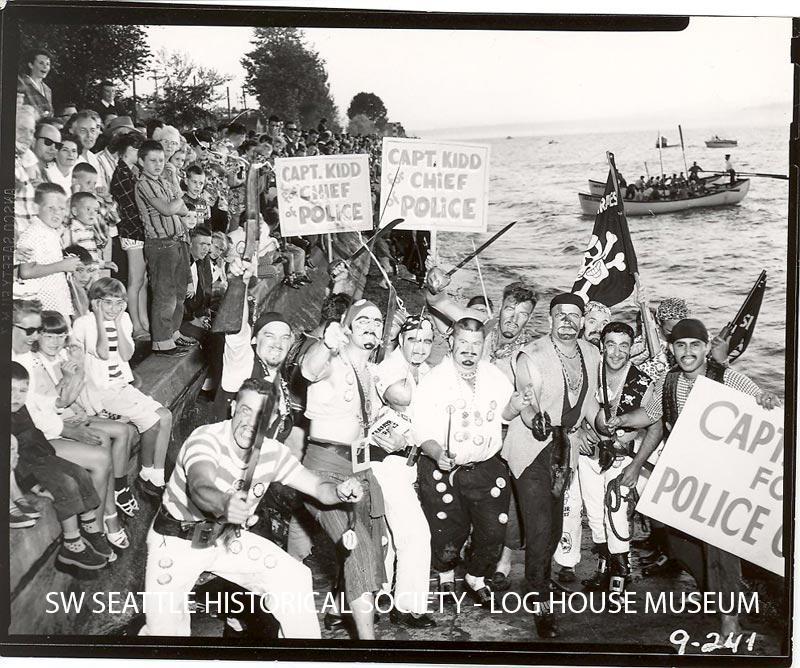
left=227, top=87, right=231, bottom=121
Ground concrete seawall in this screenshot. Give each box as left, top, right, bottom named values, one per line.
left=8, top=232, right=369, bottom=636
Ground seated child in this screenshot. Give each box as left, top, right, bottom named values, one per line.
left=71, top=277, right=173, bottom=498
left=11, top=362, right=112, bottom=570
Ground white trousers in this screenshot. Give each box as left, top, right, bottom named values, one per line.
left=141, top=526, right=321, bottom=638
left=554, top=471, right=583, bottom=568
left=371, top=456, right=431, bottom=614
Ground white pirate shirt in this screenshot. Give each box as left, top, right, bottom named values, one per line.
left=410, top=357, right=513, bottom=466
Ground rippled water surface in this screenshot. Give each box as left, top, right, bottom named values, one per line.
left=430, top=125, right=790, bottom=395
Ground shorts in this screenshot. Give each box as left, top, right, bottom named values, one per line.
left=101, top=382, right=162, bottom=432
left=120, top=237, right=145, bottom=251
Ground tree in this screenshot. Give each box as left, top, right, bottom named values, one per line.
left=347, top=113, right=378, bottom=136
left=241, top=28, right=340, bottom=131
left=18, top=23, right=151, bottom=109
left=146, top=49, right=230, bottom=129
left=347, top=92, right=388, bottom=130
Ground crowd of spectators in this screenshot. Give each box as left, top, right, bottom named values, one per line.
left=11, top=44, right=389, bottom=571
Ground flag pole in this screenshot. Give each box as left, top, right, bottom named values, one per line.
left=607, top=151, right=660, bottom=358
left=678, top=124, right=689, bottom=178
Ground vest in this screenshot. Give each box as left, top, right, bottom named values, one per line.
left=662, top=359, right=726, bottom=435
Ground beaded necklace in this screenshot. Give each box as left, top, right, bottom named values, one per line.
left=551, top=336, right=584, bottom=394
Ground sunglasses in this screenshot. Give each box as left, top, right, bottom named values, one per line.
left=14, top=324, right=43, bottom=336
left=37, top=136, right=62, bottom=149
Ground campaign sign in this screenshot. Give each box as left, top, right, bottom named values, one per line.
left=275, top=154, right=373, bottom=236
left=636, top=376, right=784, bottom=576
left=379, top=138, right=490, bottom=233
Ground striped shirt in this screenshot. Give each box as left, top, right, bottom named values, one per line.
left=66, top=218, right=99, bottom=261
left=645, top=366, right=761, bottom=422
left=104, top=321, right=124, bottom=382
left=135, top=172, right=185, bottom=240
left=162, top=420, right=303, bottom=523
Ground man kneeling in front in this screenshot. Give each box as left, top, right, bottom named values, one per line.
left=141, top=378, right=363, bottom=637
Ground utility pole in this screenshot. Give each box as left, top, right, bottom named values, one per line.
left=227, top=86, right=231, bottom=121
left=242, top=87, right=247, bottom=110
left=151, top=69, right=161, bottom=98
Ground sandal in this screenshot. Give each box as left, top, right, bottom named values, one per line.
left=104, top=515, right=130, bottom=550
left=175, top=336, right=199, bottom=347
left=114, top=487, right=139, bottom=517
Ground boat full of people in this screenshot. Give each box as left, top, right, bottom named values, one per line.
left=706, top=135, right=738, bottom=148
left=587, top=174, right=724, bottom=197
left=578, top=178, right=750, bottom=216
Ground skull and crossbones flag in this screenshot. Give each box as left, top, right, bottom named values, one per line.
left=572, top=152, right=639, bottom=306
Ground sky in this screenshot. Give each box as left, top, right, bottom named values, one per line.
left=145, top=15, right=794, bottom=136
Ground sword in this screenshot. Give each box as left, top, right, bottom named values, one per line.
left=343, top=217, right=405, bottom=265
left=445, top=220, right=518, bottom=277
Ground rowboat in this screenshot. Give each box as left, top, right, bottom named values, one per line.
left=587, top=174, right=724, bottom=196
left=578, top=179, right=750, bottom=216
left=705, top=137, right=738, bottom=148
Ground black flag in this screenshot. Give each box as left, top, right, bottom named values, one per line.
left=724, top=270, right=767, bottom=363
left=572, top=152, right=639, bottom=306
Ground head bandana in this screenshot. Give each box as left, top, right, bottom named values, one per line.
left=668, top=318, right=709, bottom=343
left=656, top=297, right=691, bottom=322
left=253, top=311, right=290, bottom=336
left=585, top=301, right=611, bottom=319
left=342, top=299, right=380, bottom=327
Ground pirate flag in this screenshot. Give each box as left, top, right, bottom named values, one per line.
left=724, top=270, right=767, bottom=364
left=572, top=152, right=639, bottom=306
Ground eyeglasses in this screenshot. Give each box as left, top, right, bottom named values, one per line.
left=13, top=324, right=42, bottom=336
left=101, top=298, right=126, bottom=308
left=37, top=136, right=62, bottom=149
left=40, top=332, right=68, bottom=342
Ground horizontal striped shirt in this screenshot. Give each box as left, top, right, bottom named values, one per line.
left=162, top=420, right=303, bottom=523
left=67, top=218, right=99, bottom=261
left=104, top=321, right=123, bottom=382
left=135, top=172, right=185, bottom=240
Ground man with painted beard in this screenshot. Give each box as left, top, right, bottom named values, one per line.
left=300, top=299, right=402, bottom=640
left=602, top=318, right=780, bottom=636
left=505, top=293, right=601, bottom=638
left=554, top=300, right=611, bottom=584
left=425, top=266, right=536, bottom=591
left=411, top=317, right=524, bottom=606
left=372, top=314, right=437, bottom=628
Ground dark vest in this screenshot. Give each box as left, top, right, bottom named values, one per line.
left=250, top=356, right=297, bottom=443
left=662, top=359, right=726, bottom=434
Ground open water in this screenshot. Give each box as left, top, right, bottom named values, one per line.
left=428, top=124, right=790, bottom=395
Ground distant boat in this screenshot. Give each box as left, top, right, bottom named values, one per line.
left=706, top=135, right=738, bottom=148
left=548, top=140, right=558, bottom=144
left=586, top=174, right=725, bottom=196
left=578, top=179, right=750, bottom=216
left=506, top=135, right=513, bottom=139
left=655, top=136, right=678, bottom=148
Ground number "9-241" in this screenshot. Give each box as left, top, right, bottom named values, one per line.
left=669, top=629, right=757, bottom=654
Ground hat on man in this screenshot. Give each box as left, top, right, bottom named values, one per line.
left=549, top=292, right=585, bottom=315
left=104, top=116, right=140, bottom=137
left=253, top=311, right=291, bottom=336
left=668, top=318, right=709, bottom=343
